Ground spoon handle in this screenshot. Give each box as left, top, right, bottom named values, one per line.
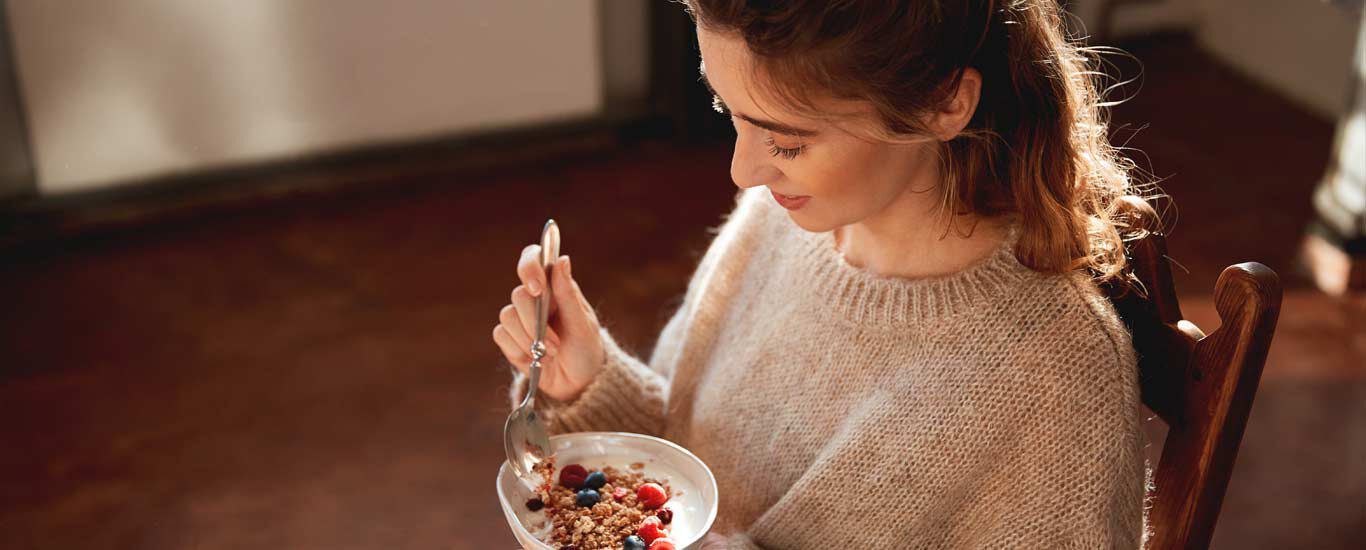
left=525, top=219, right=560, bottom=409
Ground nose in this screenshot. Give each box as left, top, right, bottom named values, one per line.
left=729, top=129, right=782, bottom=190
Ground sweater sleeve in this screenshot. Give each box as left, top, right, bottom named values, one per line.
left=971, top=355, right=1149, bottom=549
left=506, top=186, right=770, bottom=437
left=710, top=311, right=1147, bottom=549
left=506, top=317, right=678, bottom=436
left=977, top=363, right=1147, bottom=549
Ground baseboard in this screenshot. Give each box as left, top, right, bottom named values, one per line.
left=0, top=110, right=668, bottom=254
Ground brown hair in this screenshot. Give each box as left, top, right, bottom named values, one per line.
left=681, top=0, right=1164, bottom=287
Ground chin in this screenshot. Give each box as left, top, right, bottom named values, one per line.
left=783, top=210, right=839, bottom=233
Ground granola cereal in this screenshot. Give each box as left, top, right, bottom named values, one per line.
left=526, top=460, right=676, bottom=550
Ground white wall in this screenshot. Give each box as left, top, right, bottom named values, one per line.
left=1068, top=0, right=1201, bottom=39
left=6, top=0, right=604, bottom=194
left=1070, top=0, right=1359, bottom=120
left=1194, top=0, right=1358, bottom=119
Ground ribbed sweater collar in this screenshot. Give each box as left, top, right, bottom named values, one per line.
left=782, top=214, right=1031, bottom=327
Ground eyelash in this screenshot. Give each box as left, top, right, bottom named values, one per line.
left=765, top=137, right=804, bottom=160
left=711, top=94, right=804, bottom=160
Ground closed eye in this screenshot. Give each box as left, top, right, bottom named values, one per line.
left=711, top=94, right=806, bottom=159
left=765, top=137, right=804, bottom=160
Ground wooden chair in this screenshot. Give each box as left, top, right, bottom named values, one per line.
left=1100, top=197, right=1283, bottom=550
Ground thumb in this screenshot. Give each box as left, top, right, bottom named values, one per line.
left=550, top=255, right=591, bottom=334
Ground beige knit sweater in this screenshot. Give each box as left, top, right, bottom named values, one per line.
left=509, top=186, right=1151, bottom=549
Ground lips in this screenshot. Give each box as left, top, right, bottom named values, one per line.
left=770, top=189, right=810, bottom=210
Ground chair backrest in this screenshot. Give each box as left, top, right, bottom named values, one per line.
left=1100, top=197, right=1283, bottom=550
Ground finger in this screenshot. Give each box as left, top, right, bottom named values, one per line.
left=551, top=255, right=590, bottom=333
left=545, top=325, right=563, bottom=349
left=501, top=303, right=557, bottom=357
left=499, top=304, right=532, bottom=354
left=510, top=286, right=557, bottom=346
left=517, top=244, right=548, bottom=297
left=492, top=324, right=530, bottom=373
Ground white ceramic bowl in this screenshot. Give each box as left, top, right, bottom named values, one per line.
left=496, top=432, right=719, bottom=550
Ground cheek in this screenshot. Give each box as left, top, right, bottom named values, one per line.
left=796, top=151, right=880, bottom=202
left=782, top=169, right=867, bottom=230
left=789, top=154, right=851, bottom=197
left=797, top=148, right=913, bottom=221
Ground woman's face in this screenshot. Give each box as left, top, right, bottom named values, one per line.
left=696, top=27, right=943, bottom=233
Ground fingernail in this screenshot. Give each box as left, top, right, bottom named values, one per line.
left=527, top=280, right=540, bottom=296
left=564, top=255, right=572, bottom=278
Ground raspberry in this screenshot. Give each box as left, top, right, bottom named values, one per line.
left=559, top=464, right=588, bottom=489
left=648, top=538, right=676, bottom=550
left=636, top=516, right=667, bottom=544
left=636, top=482, right=668, bottom=509
left=612, top=487, right=630, bottom=500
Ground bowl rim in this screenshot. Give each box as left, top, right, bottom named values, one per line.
left=495, top=431, right=720, bottom=549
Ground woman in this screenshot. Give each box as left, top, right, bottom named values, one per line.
left=494, top=1, right=1155, bottom=547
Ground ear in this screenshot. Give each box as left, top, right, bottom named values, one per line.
left=930, top=67, right=982, bottom=141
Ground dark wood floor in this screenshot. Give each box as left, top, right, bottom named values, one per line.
left=2, top=34, right=1363, bottom=549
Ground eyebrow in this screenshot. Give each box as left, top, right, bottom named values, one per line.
left=699, top=73, right=820, bottom=138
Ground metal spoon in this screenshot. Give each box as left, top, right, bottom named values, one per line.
left=503, top=219, right=559, bottom=491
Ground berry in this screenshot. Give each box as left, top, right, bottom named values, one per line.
left=575, top=488, right=600, bottom=507
left=636, top=482, right=668, bottom=509
left=525, top=497, right=544, bottom=511
left=612, top=487, right=630, bottom=500
left=648, top=538, right=676, bottom=550
left=622, top=535, right=646, bottom=550
left=559, top=464, right=588, bottom=489
left=636, top=516, right=667, bottom=544
left=584, top=470, right=607, bottom=490
left=655, top=507, right=673, bottom=525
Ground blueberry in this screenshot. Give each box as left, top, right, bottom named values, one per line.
left=584, top=471, right=607, bottom=490
left=622, top=535, right=646, bottom=550
left=575, top=488, right=600, bottom=507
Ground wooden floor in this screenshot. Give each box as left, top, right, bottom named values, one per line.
left=2, top=34, right=1363, bottom=549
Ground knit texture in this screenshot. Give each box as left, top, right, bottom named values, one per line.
left=509, top=186, right=1152, bottom=549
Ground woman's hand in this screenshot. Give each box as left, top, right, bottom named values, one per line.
left=492, top=245, right=605, bottom=402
